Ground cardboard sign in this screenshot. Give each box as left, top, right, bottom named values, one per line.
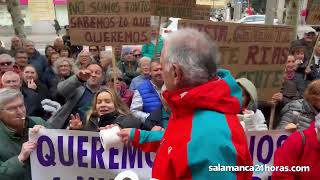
left=306, top=0, right=320, bottom=25
left=28, top=0, right=56, bottom=21
left=67, top=0, right=151, bottom=46
left=150, top=0, right=210, bottom=19
left=30, top=129, right=155, bottom=180
left=178, top=20, right=294, bottom=100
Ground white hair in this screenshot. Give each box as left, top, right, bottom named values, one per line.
left=138, top=56, right=151, bottom=67
left=52, top=57, right=79, bottom=75
left=106, top=67, right=123, bottom=81
left=100, top=50, right=112, bottom=58
left=0, top=88, right=23, bottom=110
left=0, top=54, right=15, bottom=63
left=75, top=50, right=96, bottom=68
left=163, top=28, right=220, bottom=87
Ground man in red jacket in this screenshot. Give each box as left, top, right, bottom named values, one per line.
left=118, top=28, right=253, bottom=180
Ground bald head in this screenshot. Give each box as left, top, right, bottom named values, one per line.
left=1, top=71, right=21, bottom=90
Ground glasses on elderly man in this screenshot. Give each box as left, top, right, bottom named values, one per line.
left=0, top=62, right=13, bottom=66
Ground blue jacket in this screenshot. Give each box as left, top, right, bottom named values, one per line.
left=137, top=80, right=161, bottom=113
left=28, top=50, right=48, bottom=76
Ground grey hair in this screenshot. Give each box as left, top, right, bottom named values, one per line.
left=163, top=28, right=220, bottom=87
left=0, top=54, right=15, bottom=63
left=0, top=88, right=23, bottom=110
left=100, top=50, right=112, bottom=58
left=106, top=67, right=123, bottom=82
left=138, top=56, right=151, bottom=67
left=52, top=57, right=79, bottom=75
left=75, top=50, right=95, bottom=68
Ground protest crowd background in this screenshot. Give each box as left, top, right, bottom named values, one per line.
left=1, top=0, right=320, bottom=180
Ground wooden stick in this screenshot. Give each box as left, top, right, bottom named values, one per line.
left=153, top=16, right=162, bottom=60
left=305, top=34, right=320, bottom=79
left=111, top=46, right=117, bottom=90
left=269, top=103, right=277, bottom=130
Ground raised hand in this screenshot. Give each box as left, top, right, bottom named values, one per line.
left=27, top=79, right=37, bottom=90
left=69, top=113, right=83, bottom=130
left=77, top=69, right=92, bottom=81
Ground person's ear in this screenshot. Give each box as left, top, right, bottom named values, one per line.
left=172, top=63, right=182, bottom=86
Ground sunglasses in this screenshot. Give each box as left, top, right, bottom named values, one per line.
left=0, top=62, right=13, bottom=66
left=111, top=78, right=123, bottom=82
left=134, top=54, right=141, bottom=58
left=89, top=49, right=98, bottom=52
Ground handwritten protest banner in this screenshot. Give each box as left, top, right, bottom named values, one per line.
left=306, top=0, right=320, bottom=25
left=150, top=0, right=211, bottom=20
left=178, top=20, right=294, bottom=100
left=30, top=129, right=291, bottom=180
left=30, top=129, right=155, bottom=180
left=67, top=0, right=151, bottom=46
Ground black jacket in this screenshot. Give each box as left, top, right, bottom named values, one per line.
left=84, top=111, right=141, bottom=131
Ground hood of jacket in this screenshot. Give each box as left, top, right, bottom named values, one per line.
left=163, top=69, right=242, bottom=115
left=236, top=78, right=258, bottom=111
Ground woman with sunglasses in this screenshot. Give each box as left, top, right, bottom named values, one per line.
left=106, top=68, right=134, bottom=107
left=69, top=88, right=141, bottom=131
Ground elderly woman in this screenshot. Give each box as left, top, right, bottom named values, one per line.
left=105, top=68, right=134, bottom=107
left=99, top=50, right=112, bottom=72
left=75, top=50, right=95, bottom=69
left=277, top=80, right=320, bottom=130
left=49, top=57, right=78, bottom=103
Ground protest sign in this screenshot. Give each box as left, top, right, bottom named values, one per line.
left=247, top=130, right=290, bottom=180
left=30, top=129, right=155, bottom=180
left=30, top=129, right=291, bottom=180
left=178, top=20, right=294, bottom=100
left=306, top=0, right=320, bottom=25
left=28, top=0, right=56, bottom=21
left=150, top=0, right=211, bottom=20
left=67, top=0, right=151, bottom=46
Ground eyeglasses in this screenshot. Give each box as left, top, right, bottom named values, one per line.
left=0, top=62, right=13, bottom=66
left=89, top=49, right=98, bottom=52
left=111, top=78, right=123, bottom=82
left=134, top=54, right=141, bottom=58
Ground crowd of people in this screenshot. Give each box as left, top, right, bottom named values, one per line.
left=0, top=25, right=320, bottom=179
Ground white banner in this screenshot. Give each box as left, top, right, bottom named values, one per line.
left=30, top=129, right=155, bottom=180
left=246, top=130, right=290, bottom=180
left=30, top=129, right=290, bottom=180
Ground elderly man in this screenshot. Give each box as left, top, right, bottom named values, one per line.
left=1, top=71, right=45, bottom=118
left=14, top=49, right=29, bottom=71
left=9, top=36, right=23, bottom=57
left=48, top=63, right=104, bottom=129
left=0, top=54, right=20, bottom=87
left=0, top=88, right=48, bottom=180
left=24, top=40, right=48, bottom=76
left=118, top=29, right=253, bottom=179
left=130, top=60, right=163, bottom=123
left=129, top=57, right=151, bottom=90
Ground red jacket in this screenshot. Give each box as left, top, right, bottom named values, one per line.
left=130, top=69, right=253, bottom=180
left=272, top=122, right=320, bottom=180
